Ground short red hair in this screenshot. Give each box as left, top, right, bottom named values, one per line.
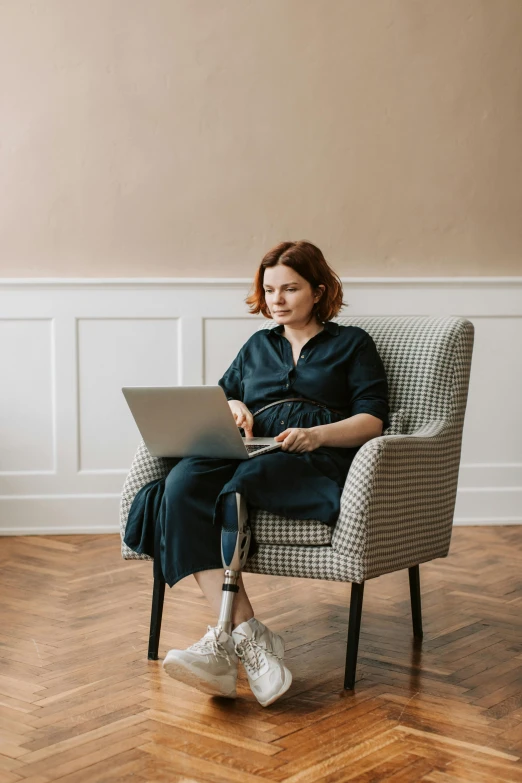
left=245, top=240, right=346, bottom=322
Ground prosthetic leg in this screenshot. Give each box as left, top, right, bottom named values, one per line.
left=217, top=492, right=251, bottom=636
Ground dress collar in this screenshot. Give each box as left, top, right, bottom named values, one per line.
left=267, top=320, right=340, bottom=337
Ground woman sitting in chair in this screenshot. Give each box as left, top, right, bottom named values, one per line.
left=124, top=239, right=389, bottom=707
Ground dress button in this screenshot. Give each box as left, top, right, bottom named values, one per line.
left=285, top=383, right=289, bottom=388
left=300, top=354, right=305, bottom=358
left=280, top=420, right=285, bottom=425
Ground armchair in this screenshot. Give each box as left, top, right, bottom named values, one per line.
left=119, top=315, right=474, bottom=689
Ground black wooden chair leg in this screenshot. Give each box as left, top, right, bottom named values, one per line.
left=148, top=573, right=166, bottom=660
left=344, top=581, right=365, bottom=690
left=408, top=565, right=423, bottom=639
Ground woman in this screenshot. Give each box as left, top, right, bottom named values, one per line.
left=124, top=240, right=389, bottom=707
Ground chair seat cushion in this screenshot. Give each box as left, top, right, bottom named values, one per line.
left=247, top=411, right=405, bottom=546
left=247, top=410, right=405, bottom=546
left=249, top=509, right=333, bottom=546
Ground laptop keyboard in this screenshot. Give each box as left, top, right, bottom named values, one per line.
left=245, top=444, right=270, bottom=453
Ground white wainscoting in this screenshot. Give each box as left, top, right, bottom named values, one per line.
left=0, top=277, right=520, bottom=534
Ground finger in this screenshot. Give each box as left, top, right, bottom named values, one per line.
left=279, top=430, right=293, bottom=450
left=286, top=435, right=300, bottom=451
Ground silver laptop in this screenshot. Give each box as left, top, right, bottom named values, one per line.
left=122, top=386, right=283, bottom=459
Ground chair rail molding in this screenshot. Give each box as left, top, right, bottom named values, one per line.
left=0, top=276, right=520, bottom=534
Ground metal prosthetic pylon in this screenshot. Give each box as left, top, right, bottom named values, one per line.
left=217, top=492, right=251, bottom=636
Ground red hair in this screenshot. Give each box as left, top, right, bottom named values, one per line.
left=245, top=240, right=347, bottom=322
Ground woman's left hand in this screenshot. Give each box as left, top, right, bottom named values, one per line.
left=274, top=427, right=321, bottom=453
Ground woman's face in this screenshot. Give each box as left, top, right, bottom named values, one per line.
left=263, top=265, right=324, bottom=326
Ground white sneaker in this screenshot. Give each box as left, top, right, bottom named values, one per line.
left=162, top=624, right=238, bottom=698
left=232, top=618, right=292, bottom=707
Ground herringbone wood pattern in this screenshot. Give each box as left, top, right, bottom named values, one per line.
left=0, top=527, right=521, bottom=782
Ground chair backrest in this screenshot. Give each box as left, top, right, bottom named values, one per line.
left=256, top=315, right=475, bottom=436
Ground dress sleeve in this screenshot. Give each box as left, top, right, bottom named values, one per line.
left=218, top=348, right=243, bottom=402
left=347, top=333, right=390, bottom=431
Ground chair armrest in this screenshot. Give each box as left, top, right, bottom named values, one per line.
left=119, top=440, right=176, bottom=558
left=331, top=419, right=458, bottom=580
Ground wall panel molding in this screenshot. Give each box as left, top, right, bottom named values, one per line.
left=0, top=276, right=520, bottom=534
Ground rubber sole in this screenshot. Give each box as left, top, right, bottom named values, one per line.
left=162, top=656, right=238, bottom=699
left=257, top=665, right=293, bottom=707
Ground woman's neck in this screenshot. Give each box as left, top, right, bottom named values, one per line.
left=281, top=319, right=325, bottom=343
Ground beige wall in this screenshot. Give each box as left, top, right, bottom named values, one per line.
left=1, top=0, right=521, bottom=278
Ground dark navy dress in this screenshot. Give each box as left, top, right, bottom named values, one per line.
left=124, top=321, right=390, bottom=588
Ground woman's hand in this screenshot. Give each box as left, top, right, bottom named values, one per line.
left=274, top=427, right=322, bottom=453
left=228, top=400, right=254, bottom=438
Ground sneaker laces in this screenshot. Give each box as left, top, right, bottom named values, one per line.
left=189, top=625, right=235, bottom=666
left=234, top=636, right=283, bottom=675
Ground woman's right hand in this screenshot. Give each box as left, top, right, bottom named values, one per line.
left=228, top=400, right=254, bottom=438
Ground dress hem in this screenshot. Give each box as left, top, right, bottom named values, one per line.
left=164, top=561, right=225, bottom=589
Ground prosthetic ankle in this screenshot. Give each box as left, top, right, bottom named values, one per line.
left=218, top=492, right=251, bottom=636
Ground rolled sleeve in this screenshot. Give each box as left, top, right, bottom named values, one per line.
left=218, top=349, right=243, bottom=402
left=347, top=334, right=390, bottom=431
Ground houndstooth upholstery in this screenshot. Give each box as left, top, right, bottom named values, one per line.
left=120, top=316, right=474, bottom=584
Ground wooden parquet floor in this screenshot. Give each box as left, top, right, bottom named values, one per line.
left=1, top=526, right=521, bottom=782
